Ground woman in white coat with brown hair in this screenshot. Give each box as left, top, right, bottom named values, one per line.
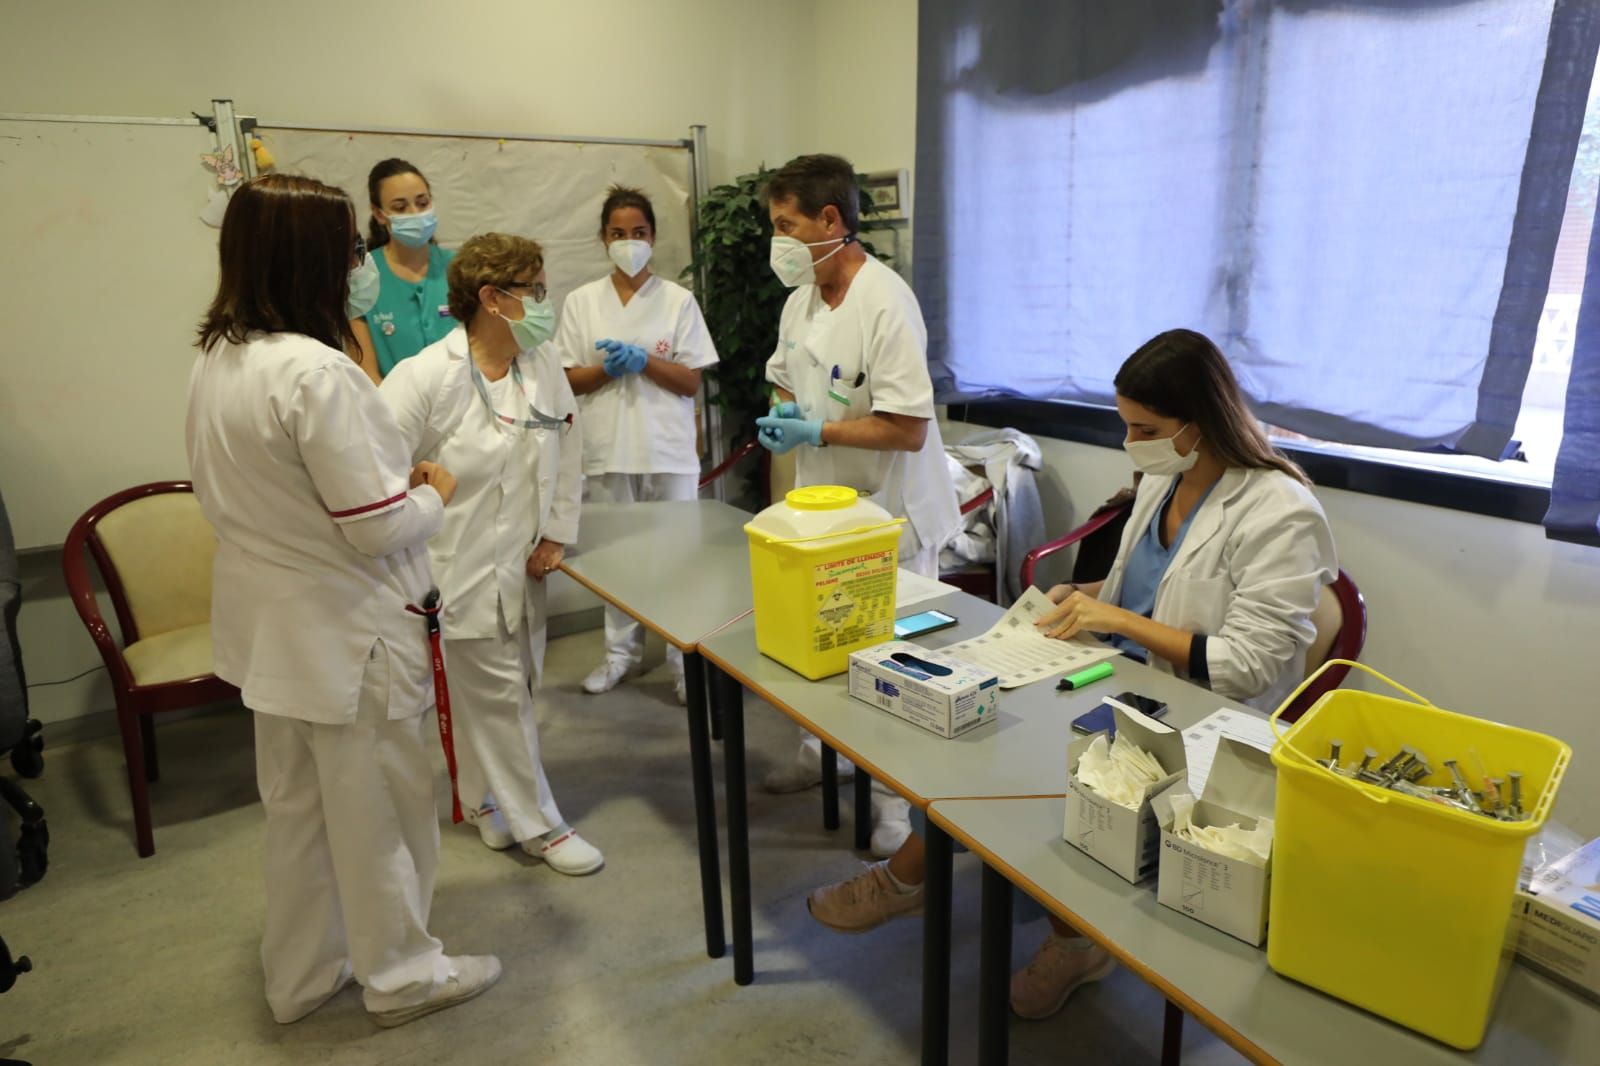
left=187, top=174, right=499, bottom=1028
left=382, top=232, right=602, bottom=875
left=804, top=328, right=1336, bottom=1024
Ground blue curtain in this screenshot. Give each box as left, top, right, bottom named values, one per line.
left=1545, top=170, right=1600, bottom=544
left=915, top=0, right=1600, bottom=459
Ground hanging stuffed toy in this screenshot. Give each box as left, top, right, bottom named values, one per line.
left=200, top=143, right=243, bottom=187
left=249, top=136, right=275, bottom=172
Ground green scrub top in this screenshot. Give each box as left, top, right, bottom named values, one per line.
left=366, top=244, right=457, bottom=376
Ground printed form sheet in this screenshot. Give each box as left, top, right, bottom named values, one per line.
left=1181, top=708, right=1277, bottom=797
left=940, top=587, right=1121, bottom=689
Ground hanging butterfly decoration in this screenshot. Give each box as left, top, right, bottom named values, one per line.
left=200, top=144, right=243, bottom=187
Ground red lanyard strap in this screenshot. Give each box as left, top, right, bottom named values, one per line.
left=407, top=589, right=462, bottom=824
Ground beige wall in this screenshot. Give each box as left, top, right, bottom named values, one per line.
left=4, top=0, right=920, bottom=729
left=0, top=0, right=819, bottom=185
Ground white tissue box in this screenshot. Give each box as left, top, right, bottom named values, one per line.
left=1516, top=837, right=1600, bottom=1005
left=847, top=641, right=999, bottom=739
left=1063, top=700, right=1187, bottom=883
left=1152, top=737, right=1276, bottom=946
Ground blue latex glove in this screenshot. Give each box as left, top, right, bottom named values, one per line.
left=770, top=401, right=801, bottom=419
left=596, top=338, right=648, bottom=376
left=755, top=412, right=824, bottom=455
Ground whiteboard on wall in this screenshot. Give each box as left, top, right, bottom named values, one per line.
left=252, top=126, right=695, bottom=317
left=0, top=116, right=224, bottom=550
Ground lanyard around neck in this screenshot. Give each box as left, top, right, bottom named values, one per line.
left=468, top=357, right=570, bottom=433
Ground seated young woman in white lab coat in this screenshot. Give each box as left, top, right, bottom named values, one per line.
left=380, top=232, right=603, bottom=876
left=805, top=328, right=1336, bottom=1022
left=187, top=174, right=499, bottom=1028
left=551, top=185, right=719, bottom=704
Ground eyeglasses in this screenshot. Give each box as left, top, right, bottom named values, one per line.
left=352, top=234, right=368, bottom=264
left=498, top=281, right=548, bottom=302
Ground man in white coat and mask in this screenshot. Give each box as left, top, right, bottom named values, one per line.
left=755, top=154, right=961, bottom=856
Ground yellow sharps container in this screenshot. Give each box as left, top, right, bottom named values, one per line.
left=744, top=486, right=906, bottom=680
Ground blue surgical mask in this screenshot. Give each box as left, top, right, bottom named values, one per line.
left=499, top=290, right=556, bottom=351
left=388, top=209, right=437, bottom=248
left=346, top=254, right=380, bottom=318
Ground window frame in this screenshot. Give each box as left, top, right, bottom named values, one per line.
left=954, top=399, right=1551, bottom=525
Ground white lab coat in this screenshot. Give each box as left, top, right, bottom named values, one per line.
left=765, top=256, right=961, bottom=560
left=381, top=328, right=582, bottom=673
left=187, top=332, right=449, bottom=1020
left=381, top=329, right=582, bottom=840
left=1098, top=466, right=1338, bottom=712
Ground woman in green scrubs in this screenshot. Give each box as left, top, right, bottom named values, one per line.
left=351, top=158, right=457, bottom=381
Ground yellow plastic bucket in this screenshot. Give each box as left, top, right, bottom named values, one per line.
left=745, top=486, right=906, bottom=680
left=1266, top=661, right=1571, bottom=1050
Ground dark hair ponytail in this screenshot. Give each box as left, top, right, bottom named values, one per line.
left=1114, top=329, right=1311, bottom=486
left=598, top=184, right=656, bottom=237
left=366, top=157, right=430, bottom=249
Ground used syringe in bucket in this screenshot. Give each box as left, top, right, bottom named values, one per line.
left=1318, top=738, right=1529, bottom=821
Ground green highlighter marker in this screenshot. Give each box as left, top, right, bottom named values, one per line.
left=1057, top=661, right=1114, bottom=691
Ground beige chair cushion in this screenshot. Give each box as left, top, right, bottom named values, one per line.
left=1305, top=583, right=1344, bottom=679
left=96, top=493, right=217, bottom=640
left=122, top=623, right=217, bottom=687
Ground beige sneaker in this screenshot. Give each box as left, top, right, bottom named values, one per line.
left=1009, top=934, right=1116, bottom=1019
left=806, top=861, right=923, bottom=933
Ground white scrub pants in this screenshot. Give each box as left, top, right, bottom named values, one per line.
left=794, top=541, right=943, bottom=819
left=255, top=643, right=447, bottom=1022
left=585, top=472, right=699, bottom=677
left=446, top=610, right=564, bottom=842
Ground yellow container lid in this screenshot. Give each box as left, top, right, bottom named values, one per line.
left=785, top=485, right=860, bottom=511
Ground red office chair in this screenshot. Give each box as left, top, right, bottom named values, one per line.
left=1279, top=569, right=1367, bottom=723
left=62, top=482, right=238, bottom=857
left=1018, top=497, right=1137, bottom=592
left=939, top=487, right=1000, bottom=602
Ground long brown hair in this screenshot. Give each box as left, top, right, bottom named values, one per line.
left=195, top=174, right=358, bottom=355
left=1114, top=329, right=1310, bottom=486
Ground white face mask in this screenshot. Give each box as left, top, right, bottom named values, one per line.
left=1123, top=423, right=1202, bottom=476
left=769, top=234, right=848, bottom=288
left=346, top=254, right=380, bottom=318
left=607, top=239, right=653, bottom=277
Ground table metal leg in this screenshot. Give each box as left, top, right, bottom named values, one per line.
left=921, top=820, right=953, bottom=1066
left=1161, top=1001, right=1184, bottom=1066
left=821, top=743, right=840, bottom=831
left=682, top=652, right=725, bottom=959
left=854, top=770, right=872, bottom=851
left=978, top=862, right=1013, bottom=1066
left=706, top=663, right=723, bottom=742
left=716, top=666, right=754, bottom=986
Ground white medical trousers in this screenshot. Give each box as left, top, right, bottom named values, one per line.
left=445, top=609, right=564, bottom=842
left=794, top=541, right=942, bottom=819
left=584, top=472, right=699, bottom=677
left=255, top=642, right=447, bottom=1022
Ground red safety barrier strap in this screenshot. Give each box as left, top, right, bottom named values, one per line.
left=407, top=593, right=462, bottom=824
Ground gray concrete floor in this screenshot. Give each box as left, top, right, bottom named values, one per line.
left=1, top=630, right=1245, bottom=1066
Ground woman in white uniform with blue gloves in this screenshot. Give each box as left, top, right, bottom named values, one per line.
left=806, top=329, right=1335, bottom=1024
left=553, top=185, right=719, bottom=704
left=382, top=233, right=603, bottom=875
left=188, top=174, right=500, bottom=1028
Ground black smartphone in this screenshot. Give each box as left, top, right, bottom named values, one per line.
left=1070, top=691, right=1169, bottom=736
left=894, top=609, right=959, bottom=640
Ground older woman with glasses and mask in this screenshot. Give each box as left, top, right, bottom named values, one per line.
left=381, top=233, right=602, bottom=876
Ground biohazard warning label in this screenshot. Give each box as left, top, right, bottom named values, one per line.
left=810, top=549, right=896, bottom=653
